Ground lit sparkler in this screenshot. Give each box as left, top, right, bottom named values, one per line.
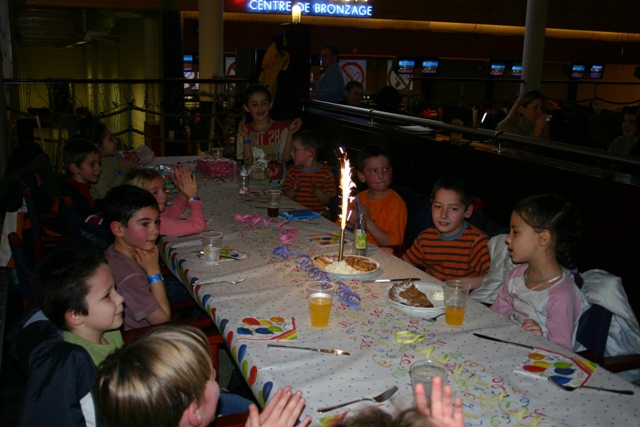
left=337, top=148, right=355, bottom=260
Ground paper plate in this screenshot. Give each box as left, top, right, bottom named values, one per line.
left=383, top=282, right=445, bottom=318
left=313, top=255, right=380, bottom=277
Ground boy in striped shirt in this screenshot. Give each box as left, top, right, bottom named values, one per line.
left=402, top=175, right=490, bottom=289
left=282, top=131, right=337, bottom=216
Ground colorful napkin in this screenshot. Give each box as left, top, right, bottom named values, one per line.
left=236, top=317, right=297, bottom=341
left=513, top=347, right=597, bottom=388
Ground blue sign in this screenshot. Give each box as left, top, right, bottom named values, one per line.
left=247, top=1, right=373, bottom=18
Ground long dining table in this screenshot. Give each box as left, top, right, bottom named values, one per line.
left=155, top=157, right=639, bottom=427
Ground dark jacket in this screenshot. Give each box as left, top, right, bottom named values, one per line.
left=7, top=306, right=103, bottom=427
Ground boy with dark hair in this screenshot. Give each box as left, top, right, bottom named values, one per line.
left=403, top=175, right=490, bottom=288
left=33, top=247, right=125, bottom=365
left=282, top=130, right=336, bottom=215
left=103, top=185, right=172, bottom=330
left=346, top=145, right=407, bottom=246
left=62, top=137, right=103, bottom=222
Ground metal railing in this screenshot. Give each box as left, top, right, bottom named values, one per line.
left=303, top=99, right=640, bottom=170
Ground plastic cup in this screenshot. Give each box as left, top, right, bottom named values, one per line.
left=200, top=231, right=223, bottom=265
left=229, top=160, right=242, bottom=182
left=411, top=360, right=447, bottom=401
left=443, top=280, right=471, bottom=326
left=306, top=281, right=336, bottom=328
left=265, top=189, right=282, bottom=218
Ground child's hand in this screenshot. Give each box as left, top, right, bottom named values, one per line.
left=309, top=177, right=318, bottom=195
left=288, top=118, right=302, bottom=134
left=533, top=115, right=550, bottom=138
left=173, top=165, right=198, bottom=199
left=414, top=377, right=465, bottom=427
left=118, top=152, right=140, bottom=173
left=238, top=120, right=250, bottom=140
left=245, top=387, right=311, bottom=427
left=131, top=246, right=161, bottom=276
left=360, top=204, right=372, bottom=223
left=521, top=319, right=543, bottom=335
left=291, top=175, right=301, bottom=192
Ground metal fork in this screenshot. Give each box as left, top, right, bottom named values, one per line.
left=316, top=385, right=398, bottom=413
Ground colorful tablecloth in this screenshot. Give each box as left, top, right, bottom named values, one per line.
left=157, top=158, right=639, bottom=427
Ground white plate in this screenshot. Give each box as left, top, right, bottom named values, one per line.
left=313, top=255, right=380, bottom=277
left=383, top=282, right=445, bottom=318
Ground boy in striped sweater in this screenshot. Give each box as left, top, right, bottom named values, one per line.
left=402, top=175, right=490, bottom=289
left=282, top=131, right=336, bottom=216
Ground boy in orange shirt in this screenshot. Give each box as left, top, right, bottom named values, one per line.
left=346, top=145, right=407, bottom=246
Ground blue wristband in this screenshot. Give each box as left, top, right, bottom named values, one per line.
left=188, top=196, right=201, bottom=202
left=243, top=139, right=251, bottom=145
left=117, top=170, right=125, bottom=176
left=147, top=274, right=163, bottom=284
left=345, top=225, right=354, bottom=232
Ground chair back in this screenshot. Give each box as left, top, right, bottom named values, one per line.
left=576, top=303, right=613, bottom=356
left=8, top=232, right=35, bottom=306
left=61, top=197, right=113, bottom=251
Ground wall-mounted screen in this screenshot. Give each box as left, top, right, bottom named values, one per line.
left=570, top=64, right=586, bottom=79
left=590, top=64, right=604, bottom=79
left=421, top=59, right=439, bottom=75
left=490, top=62, right=506, bottom=77
left=397, top=59, right=415, bottom=75
left=184, top=55, right=194, bottom=72
left=511, top=62, right=522, bottom=77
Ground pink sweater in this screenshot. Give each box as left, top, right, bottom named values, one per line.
left=160, top=196, right=206, bottom=236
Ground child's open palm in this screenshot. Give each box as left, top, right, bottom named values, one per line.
left=172, top=165, right=198, bottom=200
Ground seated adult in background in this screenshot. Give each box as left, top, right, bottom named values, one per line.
left=311, top=44, right=346, bottom=103
left=608, top=106, right=638, bottom=155
left=76, top=118, right=139, bottom=200
left=375, top=86, right=402, bottom=113
left=496, top=90, right=550, bottom=139
left=342, top=80, right=364, bottom=107
left=95, top=325, right=308, bottom=427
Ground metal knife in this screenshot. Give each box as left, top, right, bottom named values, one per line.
left=363, top=277, right=421, bottom=283
left=267, top=344, right=350, bottom=356
left=473, top=333, right=535, bottom=350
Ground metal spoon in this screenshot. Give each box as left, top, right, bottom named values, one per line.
left=548, top=376, right=634, bottom=395
left=423, top=312, right=446, bottom=322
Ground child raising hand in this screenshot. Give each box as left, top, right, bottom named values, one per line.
left=491, top=194, right=583, bottom=350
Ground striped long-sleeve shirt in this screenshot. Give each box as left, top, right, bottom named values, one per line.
left=402, top=223, right=490, bottom=281
left=282, top=163, right=336, bottom=214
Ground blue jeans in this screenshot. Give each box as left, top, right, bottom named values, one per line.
left=217, top=392, right=253, bottom=416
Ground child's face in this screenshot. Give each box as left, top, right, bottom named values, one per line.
left=100, top=127, right=118, bottom=157
left=431, top=188, right=473, bottom=237
left=243, top=91, right=272, bottom=123
left=72, top=152, right=102, bottom=184
left=505, top=211, right=541, bottom=264
left=357, top=155, right=392, bottom=194
left=79, top=264, right=125, bottom=333
left=290, top=139, right=314, bottom=166
left=197, top=369, right=221, bottom=426
left=120, top=207, right=160, bottom=252
left=148, top=176, right=168, bottom=212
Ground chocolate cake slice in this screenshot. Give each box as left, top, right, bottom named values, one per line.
left=389, top=280, right=433, bottom=308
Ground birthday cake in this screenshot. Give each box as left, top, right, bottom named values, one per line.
left=388, top=280, right=434, bottom=308
left=314, top=255, right=378, bottom=273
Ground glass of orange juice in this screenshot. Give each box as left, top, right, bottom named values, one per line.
left=306, top=281, right=336, bottom=328
left=443, top=280, right=471, bottom=326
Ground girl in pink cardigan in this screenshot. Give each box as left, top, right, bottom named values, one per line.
left=124, top=165, right=206, bottom=236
